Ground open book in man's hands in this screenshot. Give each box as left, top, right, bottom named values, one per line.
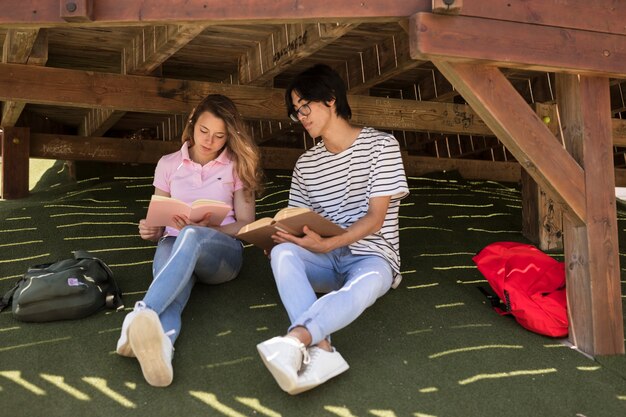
left=145, top=195, right=231, bottom=227
left=236, top=207, right=345, bottom=251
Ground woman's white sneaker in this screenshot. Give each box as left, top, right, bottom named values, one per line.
left=128, top=309, right=174, bottom=387
left=115, top=301, right=147, bottom=357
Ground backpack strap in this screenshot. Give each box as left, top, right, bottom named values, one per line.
left=477, top=286, right=510, bottom=316
left=0, top=278, right=24, bottom=312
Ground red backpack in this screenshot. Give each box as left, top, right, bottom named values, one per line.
left=473, top=242, right=568, bottom=337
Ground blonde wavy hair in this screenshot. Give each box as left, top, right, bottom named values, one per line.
left=181, top=94, right=263, bottom=197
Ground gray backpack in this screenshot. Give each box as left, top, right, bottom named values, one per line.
left=0, top=250, right=123, bottom=322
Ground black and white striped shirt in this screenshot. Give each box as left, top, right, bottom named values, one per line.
left=289, top=127, right=409, bottom=286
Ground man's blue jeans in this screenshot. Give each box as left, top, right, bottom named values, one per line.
left=270, top=243, right=393, bottom=345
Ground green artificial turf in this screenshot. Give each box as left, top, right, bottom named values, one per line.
left=1, top=162, right=625, bottom=417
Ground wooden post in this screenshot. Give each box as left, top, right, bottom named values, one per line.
left=1, top=126, right=30, bottom=199
left=521, top=103, right=564, bottom=251
left=556, top=74, right=624, bottom=356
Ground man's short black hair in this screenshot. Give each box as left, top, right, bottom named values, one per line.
left=285, top=64, right=352, bottom=121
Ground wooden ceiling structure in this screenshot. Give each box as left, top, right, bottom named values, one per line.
left=0, top=0, right=624, bottom=356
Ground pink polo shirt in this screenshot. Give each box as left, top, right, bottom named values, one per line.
left=153, top=142, right=243, bottom=236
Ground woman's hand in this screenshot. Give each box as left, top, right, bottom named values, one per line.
left=170, top=212, right=213, bottom=230
left=138, top=219, right=164, bottom=242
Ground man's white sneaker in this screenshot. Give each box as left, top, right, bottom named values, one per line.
left=257, top=336, right=310, bottom=393
left=290, top=346, right=349, bottom=395
left=128, top=308, right=174, bottom=387
left=115, top=301, right=147, bottom=357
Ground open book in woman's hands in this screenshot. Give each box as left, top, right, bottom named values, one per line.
left=145, top=195, right=231, bottom=227
left=236, top=207, right=345, bottom=251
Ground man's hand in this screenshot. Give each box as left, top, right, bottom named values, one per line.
left=273, top=226, right=332, bottom=253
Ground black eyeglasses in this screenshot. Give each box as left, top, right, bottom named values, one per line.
left=290, top=101, right=312, bottom=122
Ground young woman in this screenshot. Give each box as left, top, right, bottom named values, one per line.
left=116, top=94, right=263, bottom=387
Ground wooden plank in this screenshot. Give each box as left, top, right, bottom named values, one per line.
left=124, top=24, right=208, bottom=75
left=30, top=133, right=180, bottom=163
left=557, top=74, right=624, bottom=356
left=431, top=60, right=586, bottom=225
left=78, top=109, right=126, bottom=137
left=0, top=127, right=29, bottom=199
left=410, top=13, right=626, bottom=79
left=402, top=153, right=520, bottom=182
left=240, top=23, right=355, bottom=86
left=0, top=62, right=492, bottom=135
left=349, top=32, right=426, bottom=94
left=0, top=0, right=432, bottom=27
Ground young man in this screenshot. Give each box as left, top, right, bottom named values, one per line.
left=257, top=64, right=409, bottom=394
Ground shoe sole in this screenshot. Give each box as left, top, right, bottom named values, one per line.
left=289, top=361, right=349, bottom=395
left=128, top=311, right=173, bottom=387
left=116, top=339, right=135, bottom=357
left=257, top=342, right=297, bottom=392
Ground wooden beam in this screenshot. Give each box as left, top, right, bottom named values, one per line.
left=0, top=62, right=492, bottom=135
left=348, top=31, right=426, bottom=94
left=0, top=0, right=432, bottom=27
left=240, top=23, right=354, bottom=86
left=1, top=29, right=48, bottom=127
left=1, top=127, right=29, bottom=199
left=612, top=118, right=626, bottom=146
left=431, top=60, right=586, bottom=225
left=83, top=23, right=206, bottom=137
left=457, top=0, right=626, bottom=36
left=411, top=13, right=626, bottom=79
left=30, top=133, right=180, bottom=163
left=557, top=74, right=624, bottom=356
left=124, top=24, right=208, bottom=75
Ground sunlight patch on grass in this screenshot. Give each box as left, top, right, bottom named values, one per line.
left=435, top=302, right=465, bottom=309
left=249, top=303, right=277, bottom=309
left=458, top=368, right=557, bottom=385
left=189, top=391, right=248, bottom=417
left=83, top=377, right=136, bottom=408
left=0, top=371, right=46, bottom=395
left=369, top=410, right=399, bottom=417
left=406, top=283, right=439, bottom=289
left=64, top=234, right=139, bottom=240
left=40, top=374, right=90, bottom=401
left=325, top=405, right=359, bottom=417
left=0, top=336, right=71, bottom=352
left=0, top=240, right=43, bottom=248
left=0, top=326, right=20, bottom=332
left=576, top=366, right=600, bottom=371
left=204, top=357, right=254, bottom=369
left=428, top=345, right=523, bottom=359
left=235, top=397, right=282, bottom=417
left=0, top=253, right=50, bottom=264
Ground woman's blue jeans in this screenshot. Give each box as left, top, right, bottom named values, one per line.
left=269, top=243, right=393, bottom=346
left=143, top=226, right=243, bottom=344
